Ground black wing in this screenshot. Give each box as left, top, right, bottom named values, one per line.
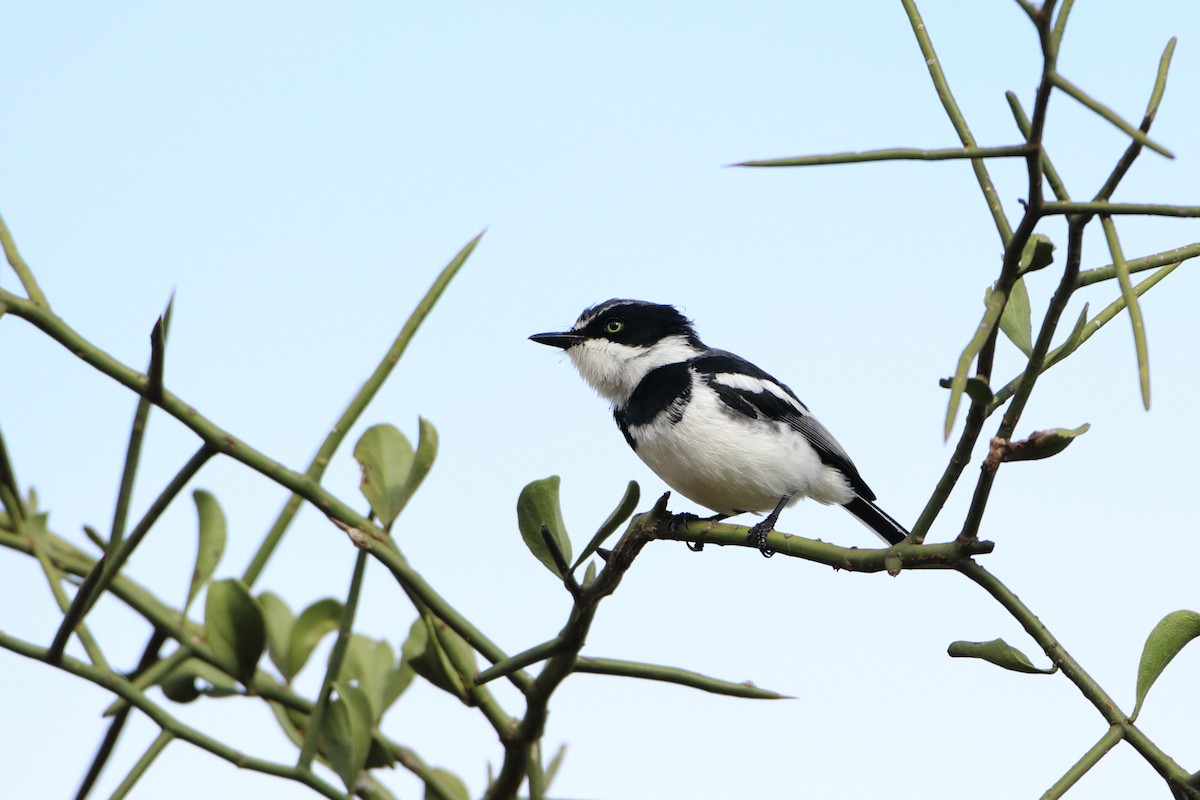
left=691, top=350, right=875, bottom=500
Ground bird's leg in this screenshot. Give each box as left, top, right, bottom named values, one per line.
left=670, top=511, right=732, bottom=552
left=746, top=494, right=793, bottom=558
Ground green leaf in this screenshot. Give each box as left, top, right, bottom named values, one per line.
left=990, top=277, right=1033, bottom=357
left=405, top=417, right=438, bottom=509
left=161, top=657, right=241, bottom=703
left=517, top=476, right=572, bottom=576
left=353, top=424, right=415, bottom=530
left=944, top=299, right=1005, bottom=439
left=257, top=591, right=295, bottom=679
left=401, top=617, right=456, bottom=696
left=204, top=579, right=266, bottom=685
left=544, top=743, right=567, bottom=790
left=400, top=617, right=470, bottom=699
left=572, top=480, right=639, bottom=570
left=1001, top=424, right=1091, bottom=463
left=341, top=634, right=399, bottom=722
left=267, top=697, right=307, bottom=749
left=284, top=597, right=343, bottom=683
left=582, top=560, right=598, bottom=589
left=963, top=376, right=994, bottom=407
left=424, top=768, right=470, bottom=800
left=1018, top=233, right=1056, bottom=275
left=1064, top=303, right=1090, bottom=348
left=947, top=638, right=1054, bottom=674
left=147, top=313, right=168, bottom=401
left=385, top=660, right=416, bottom=711
left=185, top=490, right=226, bottom=615
left=322, top=681, right=374, bottom=790
left=431, top=618, right=478, bottom=683
left=1133, top=609, right=1200, bottom=720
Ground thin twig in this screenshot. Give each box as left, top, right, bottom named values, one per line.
left=899, top=0, right=1013, bottom=243
left=735, top=144, right=1034, bottom=168
left=241, top=232, right=483, bottom=587
left=0, top=631, right=347, bottom=800
left=1041, top=725, right=1123, bottom=800
left=0, top=213, right=50, bottom=309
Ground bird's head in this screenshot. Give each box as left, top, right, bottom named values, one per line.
left=530, top=299, right=703, bottom=404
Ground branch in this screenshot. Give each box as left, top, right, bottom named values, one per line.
left=990, top=261, right=1181, bottom=411
left=485, top=494, right=670, bottom=800
left=734, top=144, right=1034, bottom=168
left=1041, top=725, right=1123, bottom=800
left=298, top=550, right=368, bottom=770
left=0, top=213, right=50, bottom=309
left=958, top=562, right=1194, bottom=791
left=1041, top=201, right=1200, bottom=218
left=0, top=631, right=347, bottom=800
left=1052, top=73, right=1174, bottom=158
left=241, top=231, right=483, bottom=587
left=662, top=517, right=992, bottom=568
left=1077, top=242, right=1200, bottom=287
left=46, top=445, right=215, bottom=663
left=900, top=0, right=1012, bottom=243
left=573, top=656, right=790, bottom=700
left=1100, top=217, right=1151, bottom=408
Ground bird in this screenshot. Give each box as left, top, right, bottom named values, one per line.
left=529, top=299, right=908, bottom=556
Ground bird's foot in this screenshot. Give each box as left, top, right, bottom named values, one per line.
left=746, top=520, right=775, bottom=558
left=670, top=512, right=731, bottom=552
left=669, top=512, right=706, bottom=551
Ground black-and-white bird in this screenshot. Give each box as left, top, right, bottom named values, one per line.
left=530, top=299, right=908, bottom=555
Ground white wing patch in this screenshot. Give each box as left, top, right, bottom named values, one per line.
left=710, top=371, right=806, bottom=414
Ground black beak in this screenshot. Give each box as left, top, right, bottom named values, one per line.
left=529, top=331, right=582, bottom=349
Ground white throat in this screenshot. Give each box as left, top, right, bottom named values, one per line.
left=567, top=334, right=699, bottom=405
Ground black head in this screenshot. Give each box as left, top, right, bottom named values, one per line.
left=529, top=299, right=702, bottom=349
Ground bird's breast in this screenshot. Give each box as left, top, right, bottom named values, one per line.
left=624, top=374, right=853, bottom=514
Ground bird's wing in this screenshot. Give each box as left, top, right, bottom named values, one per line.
left=691, top=351, right=875, bottom=500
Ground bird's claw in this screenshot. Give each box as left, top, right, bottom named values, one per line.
left=746, top=524, right=775, bottom=558
left=669, top=513, right=706, bottom=552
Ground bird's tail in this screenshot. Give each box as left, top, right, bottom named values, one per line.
left=843, top=495, right=909, bottom=545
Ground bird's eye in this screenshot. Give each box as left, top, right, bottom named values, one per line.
left=605, top=319, right=623, bottom=334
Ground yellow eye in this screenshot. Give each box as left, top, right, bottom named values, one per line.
left=605, top=319, right=623, bottom=334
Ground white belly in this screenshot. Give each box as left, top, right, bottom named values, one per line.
left=628, top=382, right=854, bottom=515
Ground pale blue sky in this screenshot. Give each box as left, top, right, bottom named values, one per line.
left=3, top=3, right=1199, bottom=799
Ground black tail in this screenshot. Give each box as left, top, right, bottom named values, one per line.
left=842, top=495, right=909, bottom=545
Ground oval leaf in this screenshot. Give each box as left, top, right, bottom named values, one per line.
left=401, top=617, right=466, bottom=698
left=341, top=634, right=398, bottom=722
left=204, top=578, right=266, bottom=685
left=385, top=661, right=416, bottom=711
left=963, top=377, right=994, bottom=407
left=947, top=638, right=1053, bottom=674
left=161, top=657, right=241, bottom=703
left=998, top=277, right=1033, bottom=357
left=257, top=591, right=295, bottom=679
left=1002, top=423, right=1090, bottom=463
left=1133, top=609, right=1200, bottom=720
left=186, top=490, right=226, bottom=613
left=322, top=681, right=374, bottom=790
left=1064, top=302, right=1090, bottom=349
left=1019, top=233, right=1056, bottom=275
left=517, top=476, right=572, bottom=576
left=285, top=597, right=344, bottom=683
left=424, top=768, right=470, bottom=800
left=573, top=480, right=639, bottom=570
left=353, top=424, right=415, bottom=529
left=403, top=417, right=438, bottom=509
